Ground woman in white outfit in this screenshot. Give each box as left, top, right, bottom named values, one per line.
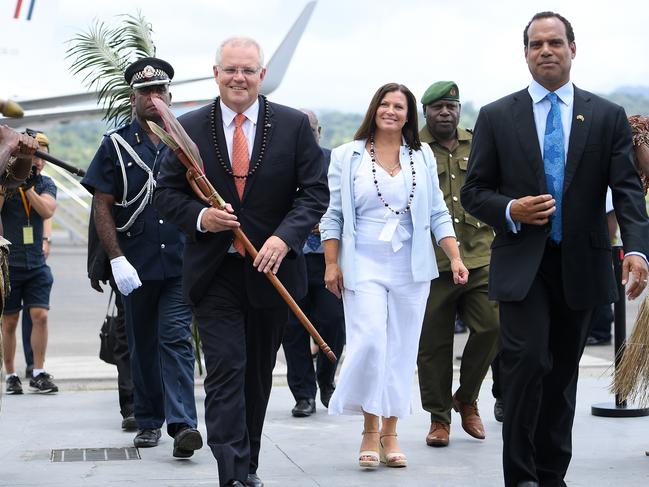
left=320, top=83, right=468, bottom=469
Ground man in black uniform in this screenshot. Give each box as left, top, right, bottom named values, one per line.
left=82, top=57, right=202, bottom=458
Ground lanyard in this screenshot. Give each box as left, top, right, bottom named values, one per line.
left=18, top=187, right=32, bottom=225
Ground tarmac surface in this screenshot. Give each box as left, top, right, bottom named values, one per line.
left=1, top=233, right=648, bottom=486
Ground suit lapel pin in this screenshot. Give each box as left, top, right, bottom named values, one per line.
left=576, top=114, right=585, bottom=122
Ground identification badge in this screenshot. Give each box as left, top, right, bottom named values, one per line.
left=22, top=225, right=34, bottom=245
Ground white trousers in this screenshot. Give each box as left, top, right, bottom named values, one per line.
left=328, top=220, right=430, bottom=419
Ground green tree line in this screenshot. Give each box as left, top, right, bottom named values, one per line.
left=43, top=89, right=649, bottom=168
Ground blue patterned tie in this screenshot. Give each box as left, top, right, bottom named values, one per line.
left=543, top=92, right=564, bottom=243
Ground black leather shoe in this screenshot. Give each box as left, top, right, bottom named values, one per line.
left=494, top=398, right=504, bottom=423
left=319, top=384, right=335, bottom=408
left=246, top=473, right=264, bottom=487
left=133, top=428, right=161, bottom=448
left=516, top=482, right=539, bottom=487
left=292, top=398, right=316, bottom=417
left=173, top=426, right=203, bottom=458
left=224, top=481, right=246, bottom=487
left=586, top=336, right=611, bottom=346
left=121, top=414, right=138, bottom=431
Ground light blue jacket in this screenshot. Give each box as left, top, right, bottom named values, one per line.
left=320, top=139, right=456, bottom=291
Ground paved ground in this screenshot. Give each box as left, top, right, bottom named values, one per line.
left=1, top=376, right=648, bottom=486
left=1, top=234, right=648, bottom=486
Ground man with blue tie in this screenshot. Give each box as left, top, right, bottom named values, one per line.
left=461, top=11, right=649, bottom=487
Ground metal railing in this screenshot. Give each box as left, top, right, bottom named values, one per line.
left=42, top=164, right=90, bottom=245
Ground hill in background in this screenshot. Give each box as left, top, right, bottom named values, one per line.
left=42, top=86, right=649, bottom=169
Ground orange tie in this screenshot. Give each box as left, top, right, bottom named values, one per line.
left=232, top=113, right=249, bottom=255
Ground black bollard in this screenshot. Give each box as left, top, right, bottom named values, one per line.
left=591, top=246, right=649, bottom=417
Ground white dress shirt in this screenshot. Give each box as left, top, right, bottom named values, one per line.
left=506, top=81, right=574, bottom=231
left=219, top=98, right=259, bottom=160
left=196, top=99, right=260, bottom=232
left=528, top=79, right=573, bottom=160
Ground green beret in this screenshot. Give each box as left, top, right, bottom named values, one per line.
left=421, top=81, right=460, bottom=106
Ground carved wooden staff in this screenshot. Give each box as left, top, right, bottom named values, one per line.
left=147, top=102, right=336, bottom=363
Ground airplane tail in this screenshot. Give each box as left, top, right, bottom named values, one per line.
left=261, top=1, right=317, bottom=95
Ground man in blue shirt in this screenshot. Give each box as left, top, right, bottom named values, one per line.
left=1, top=131, right=58, bottom=394
left=82, top=57, right=201, bottom=458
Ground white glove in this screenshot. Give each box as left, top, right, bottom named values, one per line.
left=110, top=256, right=142, bottom=296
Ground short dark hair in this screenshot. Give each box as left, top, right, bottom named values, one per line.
left=523, top=11, right=575, bottom=46
left=354, top=83, right=421, bottom=150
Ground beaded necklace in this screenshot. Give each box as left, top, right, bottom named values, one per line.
left=210, top=95, right=271, bottom=180
left=369, top=135, right=416, bottom=215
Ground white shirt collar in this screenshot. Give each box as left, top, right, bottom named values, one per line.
left=528, top=79, right=574, bottom=106
left=220, top=98, right=260, bottom=127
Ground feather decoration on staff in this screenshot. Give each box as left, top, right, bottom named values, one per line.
left=611, top=114, right=649, bottom=406
left=65, top=11, right=156, bottom=127
left=148, top=97, right=337, bottom=363
left=612, top=295, right=649, bottom=406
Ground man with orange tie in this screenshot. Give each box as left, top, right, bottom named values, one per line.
left=155, top=37, right=328, bottom=487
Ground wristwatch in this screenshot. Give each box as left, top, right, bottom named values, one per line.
left=43, top=236, right=51, bottom=243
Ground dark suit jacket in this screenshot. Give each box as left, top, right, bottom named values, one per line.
left=154, top=97, right=329, bottom=307
left=461, top=86, right=649, bottom=309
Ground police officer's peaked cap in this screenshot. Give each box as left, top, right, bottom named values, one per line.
left=421, top=81, right=460, bottom=106
left=125, top=57, right=174, bottom=89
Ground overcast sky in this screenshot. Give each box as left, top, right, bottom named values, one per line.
left=2, top=0, right=649, bottom=113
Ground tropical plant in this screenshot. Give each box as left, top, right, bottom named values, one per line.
left=66, top=12, right=156, bottom=127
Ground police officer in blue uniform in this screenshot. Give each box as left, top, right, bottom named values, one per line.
left=82, top=57, right=202, bottom=458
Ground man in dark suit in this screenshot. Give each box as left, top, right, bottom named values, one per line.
left=461, top=12, right=649, bottom=487
left=282, top=109, right=345, bottom=418
left=154, top=37, right=328, bottom=487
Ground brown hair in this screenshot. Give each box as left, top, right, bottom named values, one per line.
left=354, top=83, right=421, bottom=151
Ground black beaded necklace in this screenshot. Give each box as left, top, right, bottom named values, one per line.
left=369, top=135, right=416, bottom=216
left=210, top=95, right=271, bottom=180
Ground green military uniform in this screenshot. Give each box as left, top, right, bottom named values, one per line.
left=416, top=88, right=500, bottom=426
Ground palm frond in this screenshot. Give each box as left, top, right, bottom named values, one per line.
left=66, top=20, right=133, bottom=127
left=120, top=11, right=156, bottom=58
left=65, top=13, right=158, bottom=128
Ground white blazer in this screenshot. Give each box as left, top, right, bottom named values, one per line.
left=320, top=139, right=455, bottom=291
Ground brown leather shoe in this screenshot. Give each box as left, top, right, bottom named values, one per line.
left=452, top=394, right=486, bottom=440
left=425, top=421, right=450, bottom=447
